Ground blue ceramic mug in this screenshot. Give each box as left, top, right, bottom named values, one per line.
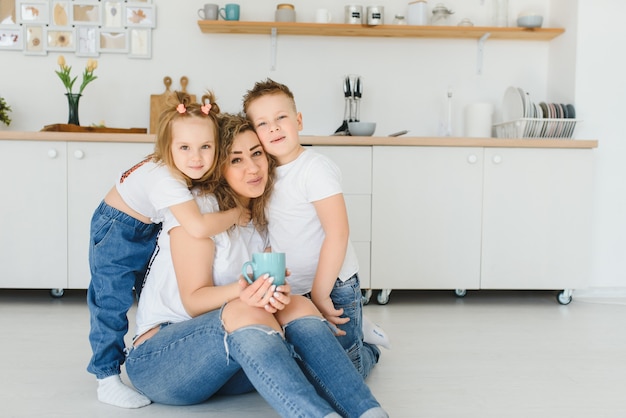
left=241, top=252, right=285, bottom=285
left=220, top=3, right=240, bottom=21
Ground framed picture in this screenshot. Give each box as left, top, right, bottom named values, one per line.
left=124, top=3, right=155, bottom=27
left=98, top=29, right=127, bottom=53
left=50, top=1, right=70, bottom=26
left=76, top=25, right=98, bottom=57
left=129, top=28, right=150, bottom=59
left=17, top=1, right=49, bottom=24
left=45, top=27, right=75, bottom=51
left=0, top=0, right=17, bottom=24
left=72, top=2, right=101, bottom=26
left=23, top=24, right=46, bottom=55
left=102, top=1, right=122, bottom=28
left=0, top=26, right=22, bottom=50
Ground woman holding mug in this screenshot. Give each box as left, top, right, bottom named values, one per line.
left=125, top=113, right=387, bottom=418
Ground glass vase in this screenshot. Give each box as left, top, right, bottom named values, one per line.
left=65, top=93, right=81, bottom=126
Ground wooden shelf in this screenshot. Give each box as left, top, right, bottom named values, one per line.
left=198, top=20, right=565, bottom=41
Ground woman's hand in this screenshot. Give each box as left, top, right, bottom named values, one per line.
left=238, top=275, right=291, bottom=313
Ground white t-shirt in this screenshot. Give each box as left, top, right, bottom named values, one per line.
left=266, top=148, right=359, bottom=295
left=115, top=158, right=193, bottom=224
left=134, top=193, right=268, bottom=338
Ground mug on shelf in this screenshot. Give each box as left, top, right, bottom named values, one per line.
left=315, top=8, right=332, bottom=23
left=198, top=3, right=219, bottom=20
left=219, top=3, right=240, bottom=21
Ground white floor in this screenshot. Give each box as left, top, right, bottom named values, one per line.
left=2, top=288, right=626, bottom=418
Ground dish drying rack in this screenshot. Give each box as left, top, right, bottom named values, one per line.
left=494, top=118, right=580, bottom=139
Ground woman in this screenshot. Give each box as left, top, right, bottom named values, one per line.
left=125, top=114, right=387, bottom=418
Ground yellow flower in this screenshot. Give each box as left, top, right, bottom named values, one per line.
left=54, top=55, right=98, bottom=95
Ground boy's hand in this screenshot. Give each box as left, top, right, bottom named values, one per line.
left=313, top=296, right=349, bottom=336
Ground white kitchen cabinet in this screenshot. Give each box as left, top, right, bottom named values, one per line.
left=67, top=142, right=154, bottom=289
left=480, top=148, right=593, bottom=293
left=310, top=146, right=372, bottom=288
left=0, top=140, right=68, bottom=289
left=0, top=139, right=154, bottom=292
left=370, top=145, right=594, bottom=304
left=371, top=147, right=484, bottom=295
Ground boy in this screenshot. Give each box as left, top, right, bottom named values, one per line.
left=243, top=79, right=388, bottom=378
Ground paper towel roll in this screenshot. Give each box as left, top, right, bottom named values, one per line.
left=464, top=103, right=494, bottom=137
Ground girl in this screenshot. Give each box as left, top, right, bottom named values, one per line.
left=87, top=92, right=248, bottom=408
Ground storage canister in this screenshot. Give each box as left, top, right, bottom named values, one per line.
left=275, top=3, right=295, bottom=22
left=407, top=0, right=428, bottom=25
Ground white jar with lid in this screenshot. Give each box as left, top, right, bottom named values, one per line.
left=407, top=1, right=428, bottom=25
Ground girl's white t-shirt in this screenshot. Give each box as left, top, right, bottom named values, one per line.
left=115, top=158, right=193, bottom=224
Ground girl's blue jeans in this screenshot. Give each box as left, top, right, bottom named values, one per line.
left=331, top=274, right=381, bottom=379
left=86, top=200, right=160, bottom=379
left=125, top=310, right=386, bottom=417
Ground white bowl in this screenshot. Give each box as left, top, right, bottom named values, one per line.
left=348, top=122, right=376, bottom=136
left=516, top=15, right=543, bottom=28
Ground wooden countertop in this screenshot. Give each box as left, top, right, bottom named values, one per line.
left=0, top=131, right=598, bottom=149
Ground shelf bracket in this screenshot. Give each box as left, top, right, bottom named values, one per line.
left=270, top=27, right=277, bottom=71
left=477, top=32, right=491, bottom=75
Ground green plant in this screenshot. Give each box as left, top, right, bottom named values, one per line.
left=55, top=55, right=98, bottom=95
left=0, top=96, right=11, bottom=126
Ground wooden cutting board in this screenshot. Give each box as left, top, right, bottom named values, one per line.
left=149, top=76, right=197, bottom=134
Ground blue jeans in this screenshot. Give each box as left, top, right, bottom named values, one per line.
left=126, top=310, right=386, bottom=417
left=331, top=274, right=380, bottom=379
left=86, top=201, right=160, bottom=379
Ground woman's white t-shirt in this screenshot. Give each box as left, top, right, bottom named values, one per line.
left=134, top=192, right=268, bottom=338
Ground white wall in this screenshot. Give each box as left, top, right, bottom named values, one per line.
left=2, top=0, right=623, bottom=290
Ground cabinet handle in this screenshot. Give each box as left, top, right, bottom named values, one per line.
left=467, top=154, right=478, bottom=164
left=492, top=154, right=502, bottom=164
left=48, top=149, right=58, bottom=159
left=73, top=149, right=85, bottom=159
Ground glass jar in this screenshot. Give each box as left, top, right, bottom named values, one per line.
left=431, top=3, right=454, bottom=26
left=492, top=0, right=508, bottom=27
left=275, top=4, right=296, bottom=22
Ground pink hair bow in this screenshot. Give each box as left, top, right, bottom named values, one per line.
left=176, top=103, right=186, bottom=114
left=201, top=103, right=211, bottom=115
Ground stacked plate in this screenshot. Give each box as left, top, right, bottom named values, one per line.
left=498, top=86, right=578, bottom=138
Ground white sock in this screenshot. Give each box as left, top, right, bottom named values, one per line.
left=362, top=316, right=391, bottom=350
left=97, top=375, right=151, bottom=409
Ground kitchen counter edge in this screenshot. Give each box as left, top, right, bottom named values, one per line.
left=0, top=131, right=598, bottom=149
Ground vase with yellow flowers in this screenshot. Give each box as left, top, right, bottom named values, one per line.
left=55, top=55, right=98, bottom=125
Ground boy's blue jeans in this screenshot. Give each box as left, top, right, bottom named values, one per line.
left=331, top=273, right=381, bottom=379
left=86, top=201, right=160, bottom=379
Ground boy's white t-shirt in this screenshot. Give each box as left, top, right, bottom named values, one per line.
left=134, top=193, right=267, bottom=338
left=267, top=148, right=359, bottom=296
left=115, top=158, right=193, bottom=224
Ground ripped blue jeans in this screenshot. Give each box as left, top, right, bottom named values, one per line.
left=125, top=309, right=385, bottom=417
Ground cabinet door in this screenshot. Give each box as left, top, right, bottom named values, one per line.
left=67, top=142, right=154, bottom=289
left=0, top=141, right=68, bottom=288
left=371, top=146, right=483, bottom=290
left=481, top=148, right=594, bottom=289
left=311, top=146, right=372, bottom=287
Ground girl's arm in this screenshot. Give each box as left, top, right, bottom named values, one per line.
left=170, top=199, right=249, bottom=239
left=170, top=225, right=279, bottom=318
left=309, top=193, right=350, bottom=333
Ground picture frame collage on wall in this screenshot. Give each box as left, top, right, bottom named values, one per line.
left=0, top=0, right=154, bottom=58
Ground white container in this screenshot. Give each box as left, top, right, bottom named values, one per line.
left=493, top=0, right=509, bottom=27
left=345, top=5, right=362, bottom=24
left=366, top=6, right=384, bottom=25
left=407, top=0, right=428, bottom=25
left=464, top=103, right=494, bottom=138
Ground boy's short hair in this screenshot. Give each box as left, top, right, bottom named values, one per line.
left=243, top=78, right=297, bottom=114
